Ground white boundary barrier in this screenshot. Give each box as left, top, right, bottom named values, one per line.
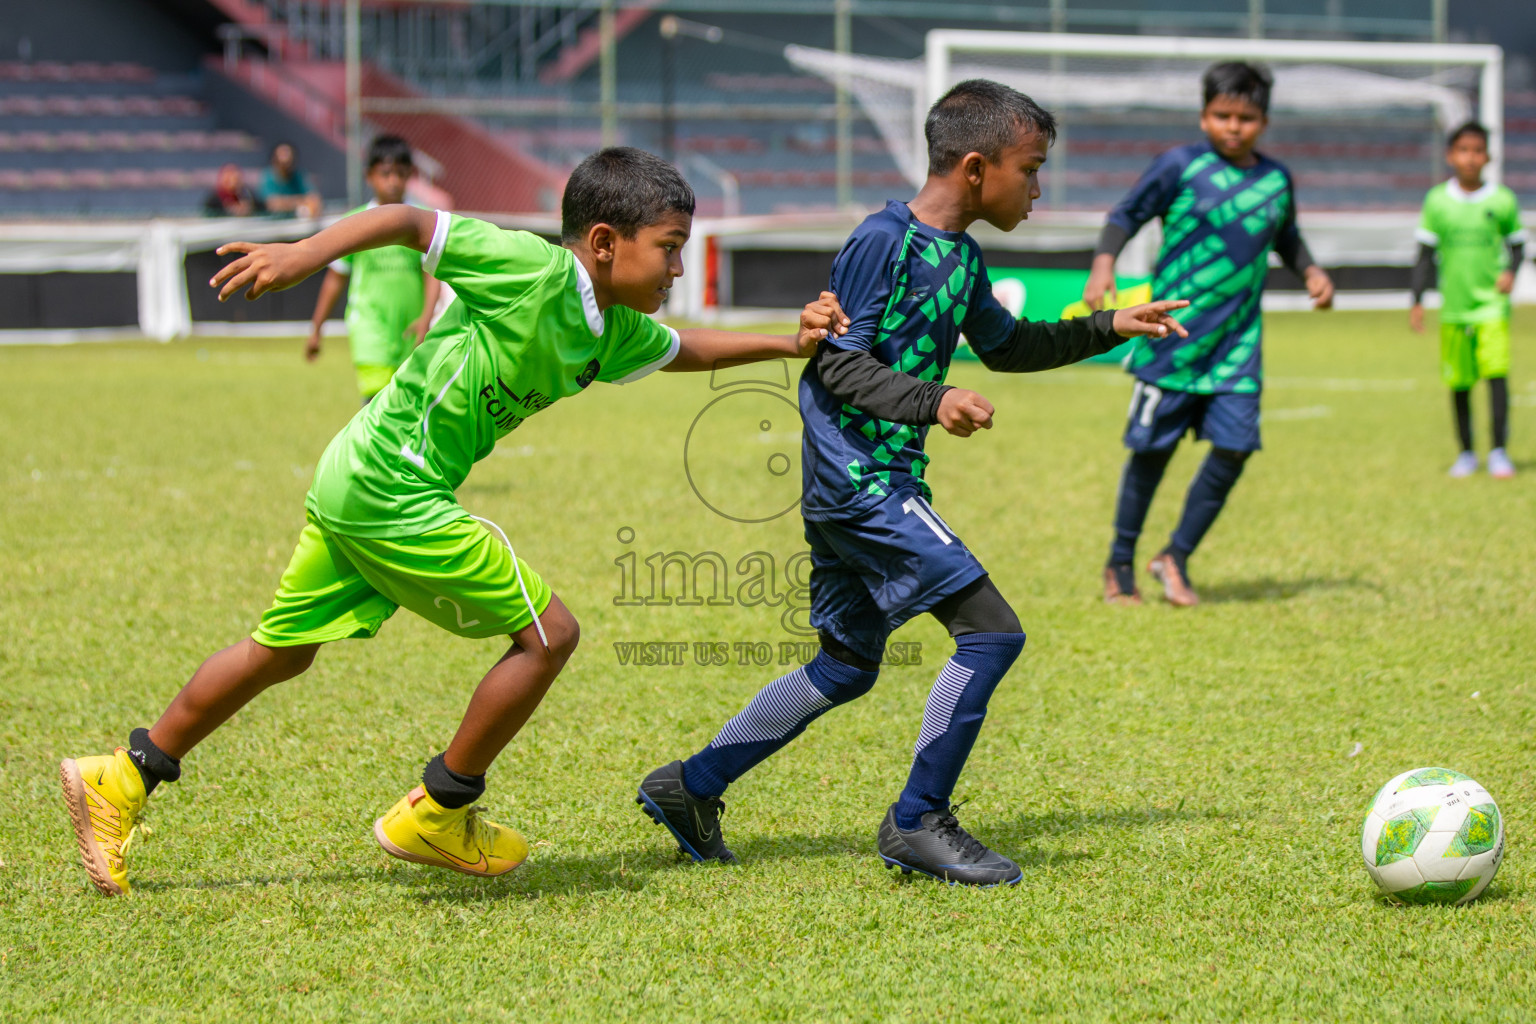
left=1, top=208, right=1531, bottom=342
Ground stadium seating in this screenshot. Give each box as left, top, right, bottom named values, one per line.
left=0, top=61, right=262, bottom=217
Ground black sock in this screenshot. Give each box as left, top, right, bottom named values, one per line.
left=1169, top=449, right=1248, bottom=557
left=1489, top=377, right=1509, bottom=450
left=126, top=727, right=181, bottom=796
left=422, top=753, right=485, bottom=809
left=1109, top=448, right=1175, bottom=565
left=1453, top=389, right=1474, bottom=451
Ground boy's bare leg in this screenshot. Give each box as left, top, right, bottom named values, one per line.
left=443, top=593, right=580, bottom=776
left=148, top=638, right=320, bottom=760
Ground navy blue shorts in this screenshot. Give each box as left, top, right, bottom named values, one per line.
left=1122, top=380, right=1262, bottom=453
left=805, top=486, right=987, bottom=664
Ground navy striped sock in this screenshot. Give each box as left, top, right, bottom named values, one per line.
left=893, top=632, right=1025, bottom=830
left=682, top=650, right=878, bottom=798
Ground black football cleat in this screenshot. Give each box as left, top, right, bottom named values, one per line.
left=877, top=803, right=1022, bottom=887
left=636, top=760, right=737, bottom=864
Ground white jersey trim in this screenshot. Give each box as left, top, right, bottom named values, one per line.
left=1415, top=227, right=1440, bottom=247
left=571, top=257, right=605, bottom=336
left=1445, top=179, right=1496, bottom=204
left=422, top=210, right=452, bottom=276
left=1507, top=228, right=1530, bottom=245
left=612, top=326, right=680, bottom=385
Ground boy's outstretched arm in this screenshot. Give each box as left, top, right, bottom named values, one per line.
left=971, top=300, right=1189, bottom=374
left=211, top=204, right=439, bottom=302
left=663, top=291, right=849, bottom=372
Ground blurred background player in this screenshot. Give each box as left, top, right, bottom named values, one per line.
left=638, top=81, right=1188, bottom=887
left=306, top=135, right=442, bottom=405
left=1085, top=61, right=1334, bottom=608
left=1410, top=121, right=1527, bottom=480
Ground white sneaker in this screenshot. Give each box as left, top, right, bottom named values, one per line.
left=1488, top=448, right=1515, bottom=479
left=1448, top=451, right=1479, bottom=478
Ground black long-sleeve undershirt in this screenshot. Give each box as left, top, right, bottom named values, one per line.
left=1412, top=241, right=1526, bottom=304
left=814, top=310, right=1122, bottom=425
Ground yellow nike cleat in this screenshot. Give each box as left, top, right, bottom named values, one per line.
left=373, top=786, right=528, bottom=878
left=59, top=749, right=148, bottom=897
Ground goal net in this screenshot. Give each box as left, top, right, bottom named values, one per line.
left=785, top=31, right=1504, bottom=211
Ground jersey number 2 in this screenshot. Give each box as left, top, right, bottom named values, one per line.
left=434, top=595, right=481, bottom=630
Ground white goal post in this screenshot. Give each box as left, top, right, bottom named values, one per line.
left=788, top=32, right=1506, bottom=194
left=922, top=31, right=1505, bottom=184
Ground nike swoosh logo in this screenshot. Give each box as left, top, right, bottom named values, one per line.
left=95, top=767, right=106, bottom=786
left=420, top=834, right=489, bottom=872
left=691, top=807, right=715, bottom=843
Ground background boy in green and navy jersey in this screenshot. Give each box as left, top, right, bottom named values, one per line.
left=639, top=81, right=1190, bottom=886
left=57, top=148, right=849, bottom=898
left=1085, top=62, right=1335, bottom=608
left=307, top=135, right=442, bottom=404
left=1410, top=121, right=1526, bottom=479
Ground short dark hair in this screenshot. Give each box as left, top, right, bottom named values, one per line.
left=1202, top=61, right=1273, bottom=114
left=925, top=79, right=1057, bottom=176
left=367, top=134, right=414, bottom=169
left=561, top=147, right=695, bottom=244
left=1447, top=120, right=1489, bottom=148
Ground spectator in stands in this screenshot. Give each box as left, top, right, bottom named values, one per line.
left=203, top=163, right=263, bottom=217
left=260, top=142, right=322, bottom=218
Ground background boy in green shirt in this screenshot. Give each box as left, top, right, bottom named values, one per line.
left=59, top=147, right=849, bottom=897
left=306, top=135, right=442, bottom=404
left=1410, top=121, right=1527, bottom=479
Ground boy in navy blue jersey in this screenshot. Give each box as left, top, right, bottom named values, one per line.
left=638, top=80, right=1189, bottom=886
left=1085, top=62, right=1334, bottom=607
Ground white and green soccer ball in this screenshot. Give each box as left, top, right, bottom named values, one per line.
left=1361, top=767, right=1504, bottom=906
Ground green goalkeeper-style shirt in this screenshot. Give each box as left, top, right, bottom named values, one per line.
left=306, top=212, right=681, bottom=538
left=329, top=200, right=429, bottom=368
left=1417, top=179, right=1527, bottom=325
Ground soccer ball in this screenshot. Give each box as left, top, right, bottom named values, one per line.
left=1361, top=767, right=1504, bottom=906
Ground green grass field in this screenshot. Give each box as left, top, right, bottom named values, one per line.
left=3, top=309, right=1535, bottom=1022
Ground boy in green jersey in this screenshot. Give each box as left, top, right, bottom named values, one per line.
left=58, top=147, right=849, bottom=897
left=1410, top=121, right=1527, bottom=479
left=306, top=135, right=442, bottom=403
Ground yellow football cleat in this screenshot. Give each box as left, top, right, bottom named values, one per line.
left=59, top=749, right=148, bottom=897
left=373, top=786, right=528, bottom=878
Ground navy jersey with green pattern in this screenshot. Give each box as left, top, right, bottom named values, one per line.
left=800, top=200, right=1015, bottom=520
left=1108, top=141, right=1301, bottom=394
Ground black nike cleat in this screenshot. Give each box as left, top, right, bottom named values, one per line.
left=636, top=760, right=737, bottom=864
left=877, top=803, right=1022, bottom=887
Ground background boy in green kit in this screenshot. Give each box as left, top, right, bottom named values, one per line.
left=1411, top=121, right=1527, bottom=479
left=58, top=147, right=850, bottom=898
left=306, top=135, right=442, bottom=403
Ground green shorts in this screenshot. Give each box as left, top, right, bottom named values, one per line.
left=253, top=515, right=553, bottom=647
left=1441, top=319, right=1510, bottom=391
